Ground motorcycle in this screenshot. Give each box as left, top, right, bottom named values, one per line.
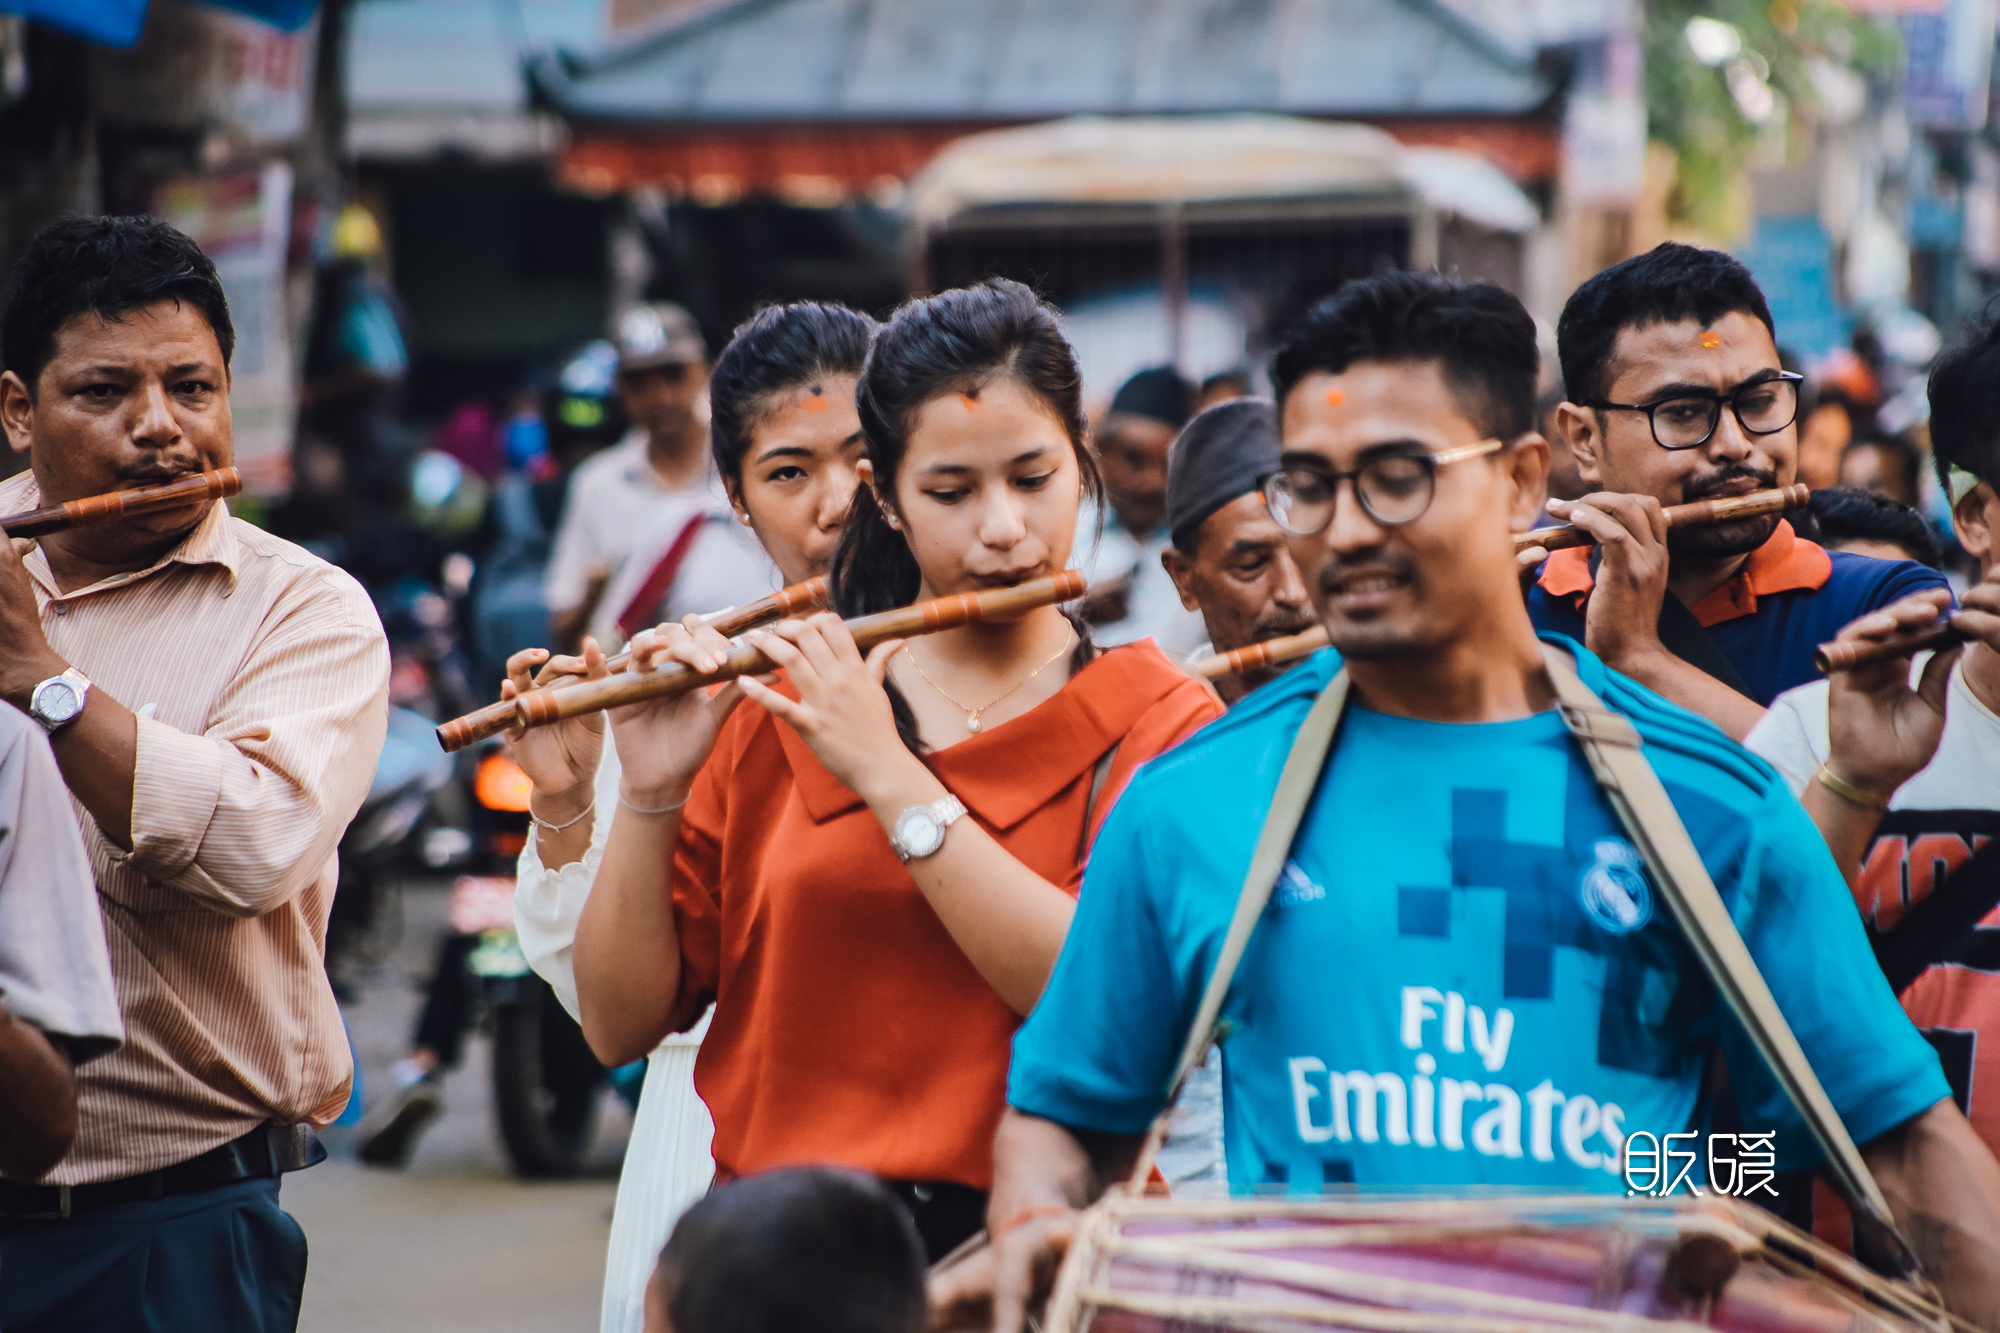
left=456, top=750, right=638, bottom=1177
left=327, top=703, right=456, bottom=1002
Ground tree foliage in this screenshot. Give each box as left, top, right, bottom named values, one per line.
left=1643, top=0, right=1899, bottom=237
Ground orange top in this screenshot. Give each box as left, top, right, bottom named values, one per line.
left=1537, top=518, right=1831, bottom=627
left=666, top=639, right=1223, bottom=1189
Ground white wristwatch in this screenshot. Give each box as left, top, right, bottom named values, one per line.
left=890, top=794, right=968, bottom=864
left=29, top=668, right=92, bottom=736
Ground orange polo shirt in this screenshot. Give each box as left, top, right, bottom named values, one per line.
left=1535, top=518, right=1831, bottom=626
left=1528, top=518, right=1948, bottom=705
left=665, top=639, right=1223, bottom=1189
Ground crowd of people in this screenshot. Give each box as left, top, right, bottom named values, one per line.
left=1, top=208, right=1999, bottom=1333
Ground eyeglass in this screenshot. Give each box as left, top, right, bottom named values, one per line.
left=1585, top=372, right=1803, bottom=451
left=1260, top=438, right=1504, bottom=536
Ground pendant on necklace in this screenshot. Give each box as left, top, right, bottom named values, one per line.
left=966, top=712, right=983, bottom=733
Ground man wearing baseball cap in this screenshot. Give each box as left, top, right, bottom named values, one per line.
left=1160, top=399, right=1317, bottom=705
left=546, top=303, right=771, bottom=653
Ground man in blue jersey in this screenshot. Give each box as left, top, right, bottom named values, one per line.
left=1530, top=244, right=1948, bottom=738
left=986, top=272, right=2000, bottom=1331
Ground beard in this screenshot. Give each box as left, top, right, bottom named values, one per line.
left=1249, top=610, right=1319, bottom=644
left=1665, top=465, right=1781, bottom=559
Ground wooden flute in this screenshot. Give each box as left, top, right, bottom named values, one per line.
left=1191, top=625, right=1331, bottom=680
left=434, top=576, right=831, bottom=752
left=0, top=467, right=241, bottom=539
left=1514, top=483, right=1810, bottom=556
left=1814, top=622, right=1968, bottom=674
left=457, top=569, right=1084, bottom=747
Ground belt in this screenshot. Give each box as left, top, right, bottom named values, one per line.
left=0, top=1123, right=325, bottom=1221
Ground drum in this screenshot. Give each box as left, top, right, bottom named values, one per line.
left=1042, top=1192, right=1953, bottom=1333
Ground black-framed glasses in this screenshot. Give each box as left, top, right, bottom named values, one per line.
left=1260, top=438, right=1504, bottom=536
left=1585, top=372, right=1803, bottom=451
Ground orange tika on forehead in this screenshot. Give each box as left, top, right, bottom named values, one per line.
left=1325, top=388, right=1346, bottom=406
left=1700, top=330, right=1722, bottom=349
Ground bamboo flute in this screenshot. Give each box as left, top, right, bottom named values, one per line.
left=435, top=576, right=831, bottom=752
left=1514, top=483, right=1810, bottom=557
left=1191, top=625, right=1330, bottom=681
left=0, top=467, right=241, bottom=539
left=440, top=570, right=1084, bottom=750
left=497, top=570, right=1084, bottom=742
left=1814, top=622, right=1968, bottom=674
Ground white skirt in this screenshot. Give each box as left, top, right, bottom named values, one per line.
left=601, top=1014, right=714, bottom=1333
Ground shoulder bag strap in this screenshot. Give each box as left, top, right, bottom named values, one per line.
left=1127, top=671, right=1349, bottom=1186
left=1075, top=741, right=1125, bottom=864
left=614, top=513, right=707, bottom=641
left=1539, top=644, right=1922, bottom=1281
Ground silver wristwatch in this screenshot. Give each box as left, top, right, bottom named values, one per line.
left=890, top=794, right=968, bottom=864
left=29, top=668, right=92, bottom=736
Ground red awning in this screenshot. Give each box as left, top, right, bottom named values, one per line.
left=558, top=116, right=1558, bottom=203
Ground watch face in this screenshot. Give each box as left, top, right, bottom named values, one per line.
left=896, top=809, right=944, bottom=859
left=38, top=681, right=81, bottom=724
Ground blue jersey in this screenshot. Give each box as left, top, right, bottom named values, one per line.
left=1008, top=637, right=1947, bottom=1191
left=1527, top=530, right=1949, bottom=707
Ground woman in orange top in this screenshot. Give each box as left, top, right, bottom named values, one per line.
left=572, top=279, right=1221, bottom=1257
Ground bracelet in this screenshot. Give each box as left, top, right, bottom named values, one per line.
left=989, top=1202, right=1077, bottom=1247
left=1814, top=762, right=1892, bottom=811
left=528, top=797, right=595, bottom=833
left=618, top=788, right=690, bottom=816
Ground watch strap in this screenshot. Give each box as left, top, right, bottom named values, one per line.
left=29, top=668, right=91, bottom=735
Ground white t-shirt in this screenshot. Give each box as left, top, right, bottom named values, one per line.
left=0, top=708, right=123, bottom=1063
left=547, top=434, right=775, bottom=647
left=1745, top=657, right=2000, bottom=1156
left=1747, top=658, right=2000, bottom=925
left=1071, top=508, right=1206, bottom=657
left=597, top=496, right=775, bottom=648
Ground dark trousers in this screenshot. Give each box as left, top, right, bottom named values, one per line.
left=0, top=1177, right=307, bottom=1333
left=883, top=1180, right=987, bottom=1264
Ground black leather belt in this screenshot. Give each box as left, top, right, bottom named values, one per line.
left=0, top=1123, right=325, bottom=1221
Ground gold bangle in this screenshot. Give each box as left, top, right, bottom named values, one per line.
left=1814, top=762, right=1891, bottom=811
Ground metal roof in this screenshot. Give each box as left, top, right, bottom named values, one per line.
left=529, top=0, right=1551, bottom=126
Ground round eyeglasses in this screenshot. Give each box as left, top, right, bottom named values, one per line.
left=1584, top=372, right=1803, bottom=451
left=1260, top=438, right=1503, bottom=536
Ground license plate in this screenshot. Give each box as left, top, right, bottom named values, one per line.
left=468, top=928, right=531, bottom=978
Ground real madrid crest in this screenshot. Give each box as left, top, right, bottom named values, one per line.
left=1581, top=838, right=1653, bottom=935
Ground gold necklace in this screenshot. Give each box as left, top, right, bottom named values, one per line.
left=904, top=626, right=1075, bottom=733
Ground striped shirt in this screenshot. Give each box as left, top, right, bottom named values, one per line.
left=0, top=473, right=389, bottom=1185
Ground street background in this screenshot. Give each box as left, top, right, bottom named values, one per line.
left=292, top=878, right=630, bottom=1333
left=3, top=0, right=1998, bottom=1329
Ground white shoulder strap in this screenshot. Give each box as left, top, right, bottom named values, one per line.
left=1538, top=645, right=1919, bottom=1279
left=1128, top=671, right=1348, bottom=1186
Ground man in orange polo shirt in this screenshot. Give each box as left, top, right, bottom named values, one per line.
left=1528, top=243, right=1948, bottom=738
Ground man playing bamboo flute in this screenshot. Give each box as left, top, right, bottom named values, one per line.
left=0, top=217, right=388, bottom=1333
left=986, top=272, right=2000, bottom=1331
left=1529, top=243, right=1950, bottom=739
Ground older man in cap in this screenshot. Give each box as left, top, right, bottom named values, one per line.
left=1160, top=399, right=1316, bottom=704
left=546, top=303, right=771, bottom=653
left=1077, top=366, right=1206, bottom=652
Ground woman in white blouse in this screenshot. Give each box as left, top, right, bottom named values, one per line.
left=506, top=303, right=877, bottom=1333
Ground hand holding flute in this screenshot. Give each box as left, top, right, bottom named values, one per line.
left=0, top=468, right=242, bottom=540
left=1801, top=589, right=1967, bottom=815
left=1514, top=483, right=1810, bottom=558
left=441, top=577, right=830, bottom=752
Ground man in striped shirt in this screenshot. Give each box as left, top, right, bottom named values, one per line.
left=0, top=217, right=388, bottom=1332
